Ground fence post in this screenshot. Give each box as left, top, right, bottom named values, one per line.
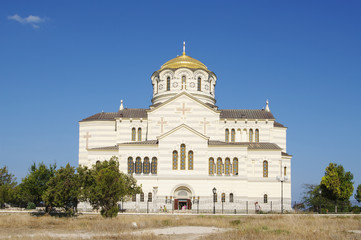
left=246, top=201, right=248, bottom=214
left=271, top=201, right=272, bottom=212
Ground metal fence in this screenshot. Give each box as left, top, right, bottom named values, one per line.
left=119, top=197, right=292, bottom=214
left=292, top=199, right=361, bottom=214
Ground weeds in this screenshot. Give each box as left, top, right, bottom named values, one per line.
left=0, top=213, right=360, bottom=239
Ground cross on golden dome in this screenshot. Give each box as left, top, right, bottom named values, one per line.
left=160, top=42, right=208, bottom=71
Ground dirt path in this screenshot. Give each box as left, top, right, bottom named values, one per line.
left=0, top=226, right=230, bottom=239
left=135, top=226, right=230, bottom=239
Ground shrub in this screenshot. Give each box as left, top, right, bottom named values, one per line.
left=351, top=206, right=360, bottom=214
left=100, top=206, right=119, bottom=218
left=321, top=208, right=328, bottom=214
left=26, top=202, right=36, bottom=209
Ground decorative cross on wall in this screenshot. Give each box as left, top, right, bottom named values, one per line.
left=200, top=118, right=210, bottom=134
left=83, top=132, right=91, bottom=149
left=176, top=103, right=191, bottom=116
left=157, top=117, right=168, bottom=134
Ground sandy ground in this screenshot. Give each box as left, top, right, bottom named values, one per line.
left=135, top=226, right=230, bottom=239
left=0, top=226, right=230, bottom=240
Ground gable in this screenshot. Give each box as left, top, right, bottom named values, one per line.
left=158, top=124, right=209, bottom=141
left=157, top=124, right=209, bottom=150
left=147, top=92, right=220, bottom=138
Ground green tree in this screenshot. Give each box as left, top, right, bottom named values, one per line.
left=301, top=184, right=337, bottom=212
left=43, top=163, right=80, bottom=214
left=320, top=163, right=354, bottom=203
left=0, top=166, right=17, bottom=208
left=19, top=162, right=56, bottom=207
left=355, top=184, right=361, bottom=203
left=79, top=157, right=141, bottom=218
left=302, top=184, right=320, bottom=211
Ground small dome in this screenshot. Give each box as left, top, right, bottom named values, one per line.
left=160, top=53, right=208, bottom=71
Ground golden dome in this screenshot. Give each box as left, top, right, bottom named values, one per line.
left=160, top=52, right=208, bottom=71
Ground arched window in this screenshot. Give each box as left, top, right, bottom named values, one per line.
left=172, top=151, right=178, bottom=170
left=151, top=157, right=157, bottom=174
left=209, top=158, right=215, bottom=175
left=188, top=151, right=193, bottom=170
left=225, top=129, right=229, bottom=142
left=140, top=192, right=144, bottom=202
left=132, top=194, right=136, bottom=202
left=148, top=192, right=152, bottom=202
left=225, top=158, right=231, bottom=176
left=167, top=76, right=170, bottom=91
left=197, top=77, right=201, bottom=91
left=284, top=166, right=287, bottom=176
left=229, top=193, right=234, bottom=203
left=131, top=128, right=136, bottom=141
left=217, top=158, right=222, bottom=175
left=231, top=129, right=235, bottom=142
left=138, top=128, right=142, bottom=141
left=127, top=157, right=134, bottom=174
left=135, top=157, right=142, bottom=174
left=182, top=76, right=186, bottom=89
left=180, top=144, right=186, bottom=170
left=233, top=158, right=238, bottom=175
left=264, top=194, right=268, bottom=203
left=263, top=160, right=268, bottom=177
left=221, top=193, right=225, bottom=202
left=249, top=129, right=253, bottom=142
left=143, top=157, right=150, bottom=174
left=255, top=129, right=259, bottom=142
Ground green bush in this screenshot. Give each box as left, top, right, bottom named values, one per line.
left=26, top=202, right=36, bottom=209
left=100, top=206, right=119, bottom=218
left=320, top=208, right=328, bottom=214
left=351, top=206, right=360, bottom=214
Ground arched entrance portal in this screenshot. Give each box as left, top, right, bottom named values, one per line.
left=174, top=186, right=192, bottom=210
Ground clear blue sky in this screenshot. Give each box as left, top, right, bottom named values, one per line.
left=1, top=0, right=360, bottom=202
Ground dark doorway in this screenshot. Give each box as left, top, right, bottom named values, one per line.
left=175, top=199, right=192, bottom=210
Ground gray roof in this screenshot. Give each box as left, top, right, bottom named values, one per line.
left=274, top=121, right=286, bottom=128
left=120, top=140, right=158, bottom=145
left=80, top=112, right=120, bottom=121
left=120, top=108, right=148, bottom=118
left=81, top=108, right=275, bottom=122
left=80, top=108, right=148, bottom=122
left=281, top=152, right=292, bottom=157
left=89, top=141, right=282, bottom=151
left=208, top=140, right=282, bottom=150
left=89, top=145, right=119, bottom=151
left=220, top=109, right=275, bottom=119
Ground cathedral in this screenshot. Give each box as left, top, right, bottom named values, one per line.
left=79, top=43, right=292, bottom=213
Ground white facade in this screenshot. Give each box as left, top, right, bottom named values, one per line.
left=79, top=48, right=292, bottom=213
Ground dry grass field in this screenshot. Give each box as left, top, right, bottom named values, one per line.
left=0, top=213, right=360, bottom=239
